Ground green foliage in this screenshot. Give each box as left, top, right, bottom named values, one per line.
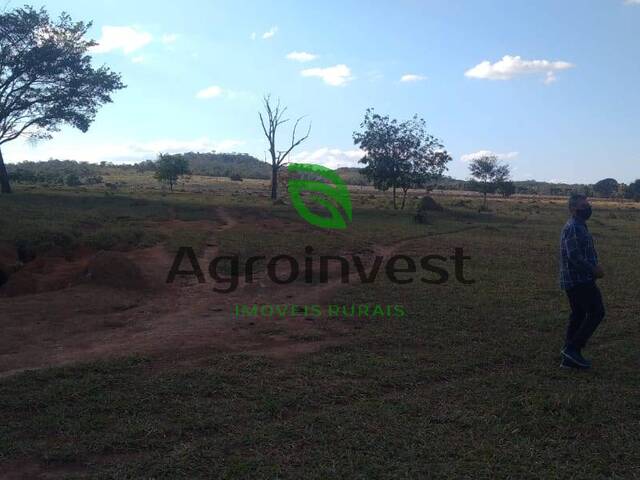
left=497, top=180, right=516, bottom=197
left=7, top=159, right=102, bottom=185
left=468, top=155, right=511, bottom=207
left=64, top=173, right=82, bottom=186
left=624, top=179, right=640, bottom=201
left=0, top=5, right=125, bottom=193
left=154, top=153, right=190, bottom=191
left=353, top=108, right=452, bottom=209
left=593, top=178, right=619, bottom=198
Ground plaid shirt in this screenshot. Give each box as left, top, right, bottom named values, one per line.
left=559, top=217, right=598, bottom=290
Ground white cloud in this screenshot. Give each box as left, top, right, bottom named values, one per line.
left=195, top=86, right=254, bottom=101
left=89, top=26, right=153, bottom=54
left=196, top=85, right=224, bottom=99
left=286, top=51, right=318, bottom=62
left=624, top=0, right=640, bottom=4
left=460, top=150, right=519, bottom=163
left=250, top=32, right=257, bottom=40
left=4, top=137, right=245, bottom=164
left=301, top=64, right=353, bottom=86
left=131, top=55, right=145, bottom=64
left=262, top=26, right=278, bottom=39
left=465, top=55, right=574, bottom=83
left=291, top=148, right=364, bottom=169
left=161, top=33, right=179, bottom=44
left=400, top=74, right=427, bottom=82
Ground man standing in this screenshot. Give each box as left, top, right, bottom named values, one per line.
left=559, top=193, right=606, bottom=369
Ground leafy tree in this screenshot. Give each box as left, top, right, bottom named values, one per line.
left=468, top=156, right=511, bottom=209
left=497, top=180, right=516, bottom=198
left=593, top=178, right=619, bottom=198
left=64, top=173, right=81, bottom=186
left=0, top=6, right=125, bottom=193
left=397, top=150, right=451, bottom=209
left=625, top=179, right=640, bottom=202
left=154, top=153, right=190, bottom=191
left=353, top=108, right=452, bottom=210
left=259, top=95, right=311, bottom=200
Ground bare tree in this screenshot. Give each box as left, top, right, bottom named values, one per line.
left=259, top=95, right=311, bottom=200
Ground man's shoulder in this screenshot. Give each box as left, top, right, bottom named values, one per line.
left=561, top=218, right=577, bottom=234
left=563, top=217, right=587, bottom=231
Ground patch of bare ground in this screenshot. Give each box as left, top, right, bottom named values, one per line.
left=0, top=207, right=443, bottom=377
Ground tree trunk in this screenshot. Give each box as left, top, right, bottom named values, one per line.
left=0, top=147, right=12, bottom=194
left=271, top=165, right=278, bottom=200
left=401, top=188, right=408, bottom=209
left=392, top=185, right=397, bottom=210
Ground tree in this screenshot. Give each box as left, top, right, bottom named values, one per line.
left=497, top=180, right=516, bottom=198
left=0, top=6, right=125, bottom=194
left=154, top=153, right=190, bottom=191
left=625, top=179, right=640, bottom=202
left=593, top=178, right=619, bottom=198
left=397, top=149, right=451, bottom=209
left=64, top=172, right=81, bottom=186
left=259, top=95, right=311, bottom=200
left=468, top=155, right=511, bottom=209
left=353, top=108, right=452, bottom=210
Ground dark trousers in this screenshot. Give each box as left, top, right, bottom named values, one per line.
left=565, top=281, right=605, bottom=350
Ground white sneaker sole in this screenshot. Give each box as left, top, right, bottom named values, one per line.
left=560, top=349, right=591, bottom=368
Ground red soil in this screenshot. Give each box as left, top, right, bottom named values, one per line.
left=0, top=209, right=363, bottom=377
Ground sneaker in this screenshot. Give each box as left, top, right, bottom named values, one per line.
left=561, top=347, right=592, bottom=368
left=560, top=356, right=589, bottom=370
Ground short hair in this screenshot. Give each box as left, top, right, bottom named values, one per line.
left=568, top=193, right=587, bottom=210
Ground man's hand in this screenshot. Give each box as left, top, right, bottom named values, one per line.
left=593, top=265, right=605, bottom=279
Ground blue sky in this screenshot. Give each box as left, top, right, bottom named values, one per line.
left=5, top=0, right=640, bottom=183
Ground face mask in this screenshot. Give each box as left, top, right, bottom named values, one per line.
left=576, top=205, right=592, bottom=221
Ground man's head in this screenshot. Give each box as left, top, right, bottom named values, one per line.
left=568, top=193, right=592, bottom=221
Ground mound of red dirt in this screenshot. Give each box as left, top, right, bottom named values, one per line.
left=1, top=254, right=86, bottom=297
left=1, top=270, right=39, bottom=297
left=85, top=251, right=146, bottom=290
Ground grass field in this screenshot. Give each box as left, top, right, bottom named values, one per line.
left=1, top=177, right=639, bottom=479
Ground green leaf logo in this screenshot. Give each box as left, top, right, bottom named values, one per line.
left=287, top=163, right=353, bottom=229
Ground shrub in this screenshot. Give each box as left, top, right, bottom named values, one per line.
left=64, top=173, right=82, bottom=186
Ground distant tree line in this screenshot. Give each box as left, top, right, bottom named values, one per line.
left=5, top=152, right=270, bottom=187
left=6, top=156, right=640, bottom=202
left=124, top=152, right=271, bottom=179
left=7, top=160, right=103, bottom=186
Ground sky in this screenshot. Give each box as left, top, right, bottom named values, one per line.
left=4, top=0, right=640, bottom=183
